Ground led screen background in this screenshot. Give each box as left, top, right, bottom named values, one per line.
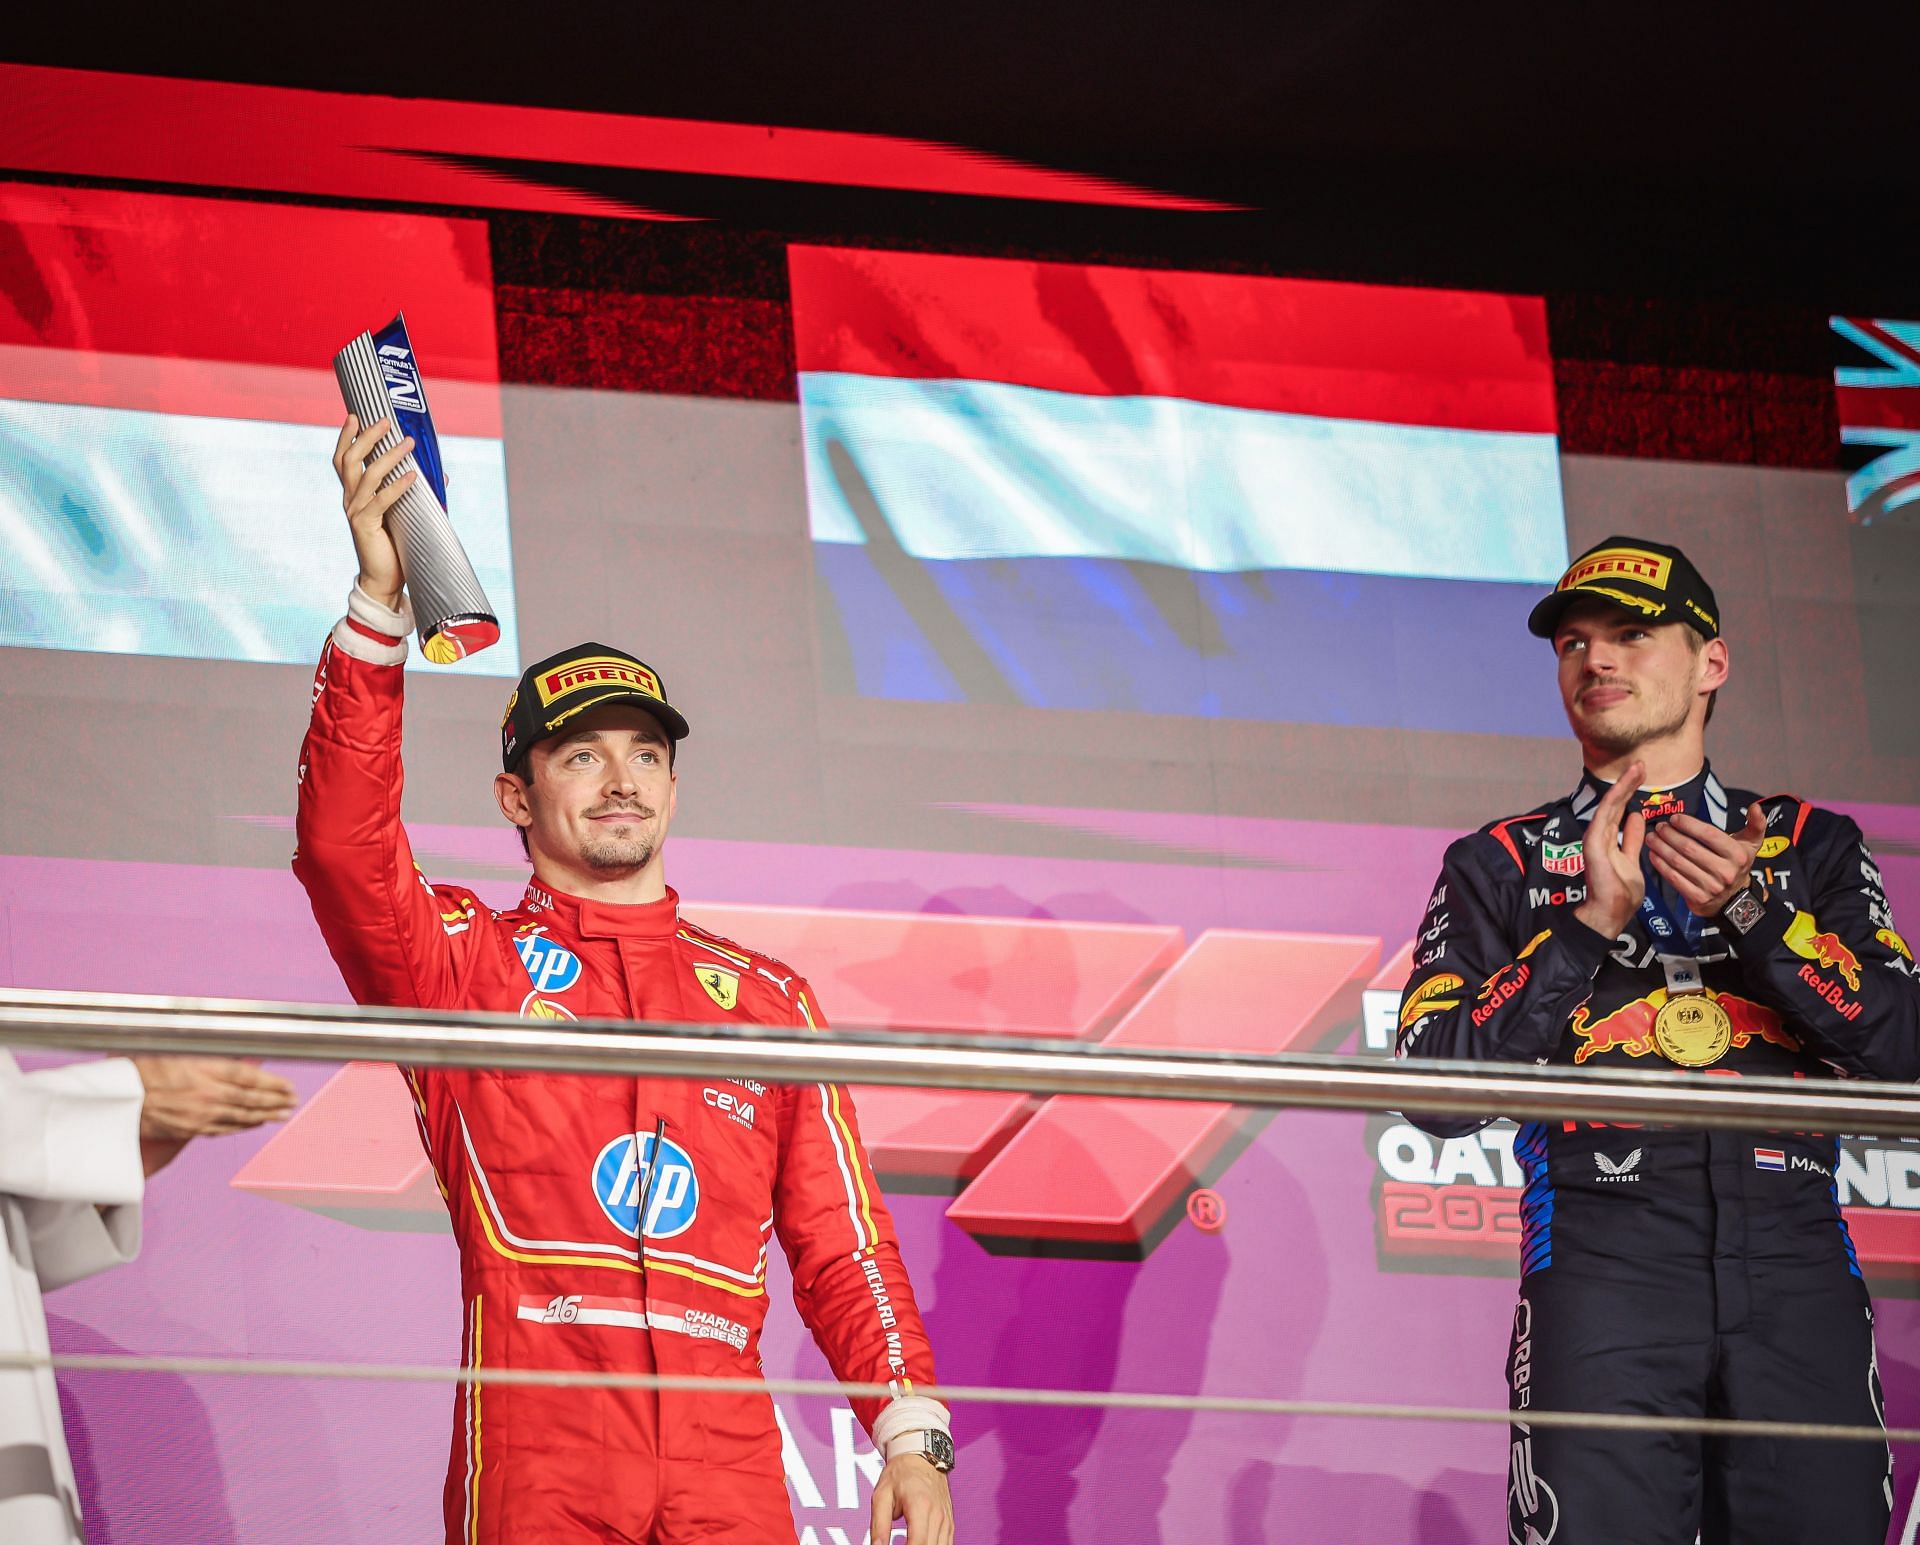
left=793, top=246, right=1571, bottom=735
left=0, top=182, right=518, bottom=673
left=3, top=157, right=1920, bottom=1544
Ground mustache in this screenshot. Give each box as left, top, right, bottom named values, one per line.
left=585, top=802, right=658, bottom=820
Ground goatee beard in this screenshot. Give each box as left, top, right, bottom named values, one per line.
left=582, top=835, right=656, bottom=872
left=1584, top=724, right=1647, bottom=757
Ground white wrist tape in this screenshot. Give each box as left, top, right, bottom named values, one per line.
left=870, top=1395, right=952, bottom=1462
left=331, top=585, right=415, bottom=666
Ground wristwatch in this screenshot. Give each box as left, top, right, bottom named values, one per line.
left=901, top=1429, right=955, bottom=1473
left=1720, top=878, right=1770, bottom=936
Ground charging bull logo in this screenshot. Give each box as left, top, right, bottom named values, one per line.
left=1472, top=964, right=1530, bottom=1028
left=1469, top=932, right=1552, bottom=1029
left=1784, top=911, right=1863, bottom=991
left=1570, top=992, right=1799, bottom=1065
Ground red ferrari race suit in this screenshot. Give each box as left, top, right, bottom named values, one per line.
left=292, top=604, right=941, bottom=1544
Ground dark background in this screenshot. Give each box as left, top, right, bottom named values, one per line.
left=7, top=2, right=1920, bottom=303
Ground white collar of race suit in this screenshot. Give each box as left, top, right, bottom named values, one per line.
left=1568, top=764, right=1728, bottom=831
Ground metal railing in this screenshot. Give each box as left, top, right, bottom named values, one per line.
left=5, top=986, right=1919, bottom=1133
left=6, top=986, right=1920, bottom=1454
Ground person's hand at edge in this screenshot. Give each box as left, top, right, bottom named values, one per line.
left=132, top=1056, right=298, bottom=1176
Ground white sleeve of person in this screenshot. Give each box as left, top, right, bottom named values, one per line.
left=331, top=584, right=416, bottom=666
left=870, top=1394, right=953, bottom=1462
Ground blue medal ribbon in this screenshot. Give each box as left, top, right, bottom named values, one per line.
left=1635, top=787, right=1709, bottom=950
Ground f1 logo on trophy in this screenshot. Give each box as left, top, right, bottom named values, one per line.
left=333, top=314, right=499, bottom=663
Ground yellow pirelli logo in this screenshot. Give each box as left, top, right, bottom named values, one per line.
left=1558, top=547, right=1672, bottom=592
left=536, top=656, right=661, bottom=707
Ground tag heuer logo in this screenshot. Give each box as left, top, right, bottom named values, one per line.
left=694, top=964, right=740, bottom=1011
left=1542, top=840, right=1585, bottom=877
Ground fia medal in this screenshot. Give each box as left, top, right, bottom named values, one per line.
left=1652, top=954, right=1730, bottom=1067
left=1652, top=993, right=1732, bottom=1067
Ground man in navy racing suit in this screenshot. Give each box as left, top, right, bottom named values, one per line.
left=1397, top=535, right=1920, bottom=1545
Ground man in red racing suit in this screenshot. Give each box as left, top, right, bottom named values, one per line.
left=294, top=415, right=954, bottom=1544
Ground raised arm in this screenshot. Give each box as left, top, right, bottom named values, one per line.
left=292, top=417, right=479, bottom=1010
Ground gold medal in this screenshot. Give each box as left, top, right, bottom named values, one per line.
left=1652, top=991, right=1732, bottom=1067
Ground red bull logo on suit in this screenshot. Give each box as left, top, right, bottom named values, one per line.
left=1784, top=910, right=1863, bottom=991
left=1569, top=992, right=1798, bottom=1065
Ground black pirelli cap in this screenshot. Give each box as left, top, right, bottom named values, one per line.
left=500, top=643, right=690, bottom=771
left=1527, top=536, right=1721, bottom=641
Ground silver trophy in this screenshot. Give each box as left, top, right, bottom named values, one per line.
left=333, top=313, right=499, bottom=663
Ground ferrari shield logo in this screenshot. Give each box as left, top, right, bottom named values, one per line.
left=694, top=964, right=740, bottom=1011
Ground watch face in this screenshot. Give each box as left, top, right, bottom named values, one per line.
left=1725, top=889, right=1764, bottom=935
left=926, top=1429, right=955, bottom=1470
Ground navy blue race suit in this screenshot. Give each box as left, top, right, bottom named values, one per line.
left=1398, top=764, right=1920, bottom=1545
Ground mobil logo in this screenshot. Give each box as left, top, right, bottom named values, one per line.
left=515, top=931, right=582, bottom=994
left=593, top=1132, right=700, bottom=1240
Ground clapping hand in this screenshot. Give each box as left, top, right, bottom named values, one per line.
left=1573, top=762, right=1649, bottom=942
left=1647, top=803, right=1767, bottom=916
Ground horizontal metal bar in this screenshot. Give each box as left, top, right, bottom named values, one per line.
left=1, top=1353, right=1910, bottom=1445
left=3, top=987, right=1919, bottom=1132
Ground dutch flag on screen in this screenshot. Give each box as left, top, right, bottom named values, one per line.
left=790, top=245, right=1572, bottom=735
left=1754, top=1149, right=1787, bottom=1171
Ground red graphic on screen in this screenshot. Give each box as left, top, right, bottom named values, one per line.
left=1185, top=1189, right=1226, bottom=1233
left=791, top=246, right=1557, bottom=436
left=0, top=64, right=1230, bottom=223
left=0, top=181, right=500, bottom=433
left=234, top=906, right=1376, bottom=1257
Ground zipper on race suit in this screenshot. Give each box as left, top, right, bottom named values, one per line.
left=635, top=1115, right=668, bottom=1277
